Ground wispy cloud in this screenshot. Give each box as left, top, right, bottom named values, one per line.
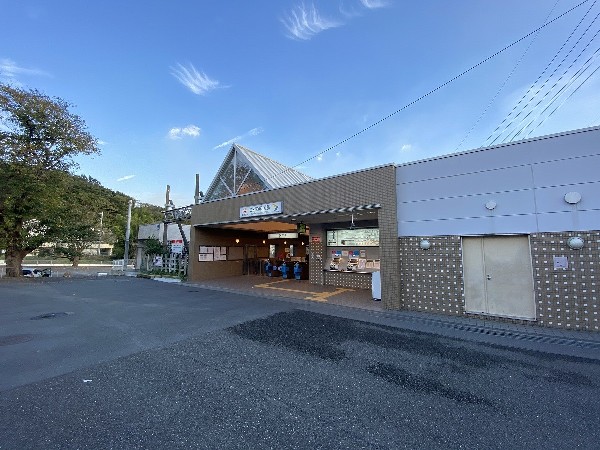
left=170, top=63, right=222, bottom=95
left=213, top=127, right=264, bottom=149
left=282, top=1, right=389, bottom=40
left=0, top=58, right=48, bottom=83
left=281, top=3, right=340, bottom=40
left=117, top=175, right=135, bottom=182
left=168, top=125, right=201, bottom=140
left=97, top=140, right=108, bottom=146
left=401, top=144, right=412, bottom=151
left=316, top=153, right=324, bottom=161
left=359, top=0, right=389, bottom=9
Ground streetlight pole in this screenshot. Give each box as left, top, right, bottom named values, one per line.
left=124, top=200, right=133, bottom=269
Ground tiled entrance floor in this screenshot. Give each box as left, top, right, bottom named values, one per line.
left=187, top=274, right=381, bottom=311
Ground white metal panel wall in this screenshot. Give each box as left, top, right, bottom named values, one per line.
left=397, top=127, right=600, bottom=236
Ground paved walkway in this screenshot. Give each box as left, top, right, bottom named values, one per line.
left=187, top=274, right=600, bottom=358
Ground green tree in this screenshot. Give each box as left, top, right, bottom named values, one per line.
left=0, top=84, right=99, bottom=276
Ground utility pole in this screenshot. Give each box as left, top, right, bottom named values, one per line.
left=97, top=211, right=104, bottom=256
left=163, top=185, right=170, bottom=251
left=194, top=174, right=200, bottom=204
left=124, top=200, right=133, bottom=269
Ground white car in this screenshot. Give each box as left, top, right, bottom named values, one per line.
left=22, top=268, right=51, bottom=277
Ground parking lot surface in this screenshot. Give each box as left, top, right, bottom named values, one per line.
left=1, top=277, right=599, bottom=449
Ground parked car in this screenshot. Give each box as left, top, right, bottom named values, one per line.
left=22, top=268, right=51, bottom=277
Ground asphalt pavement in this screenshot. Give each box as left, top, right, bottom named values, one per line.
left=1, top=277, right=599, bottom=449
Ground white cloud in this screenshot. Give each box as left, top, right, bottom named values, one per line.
left=213, top=127, right=263, bottom=149
left=336, top=152, right=341, bottom=157
left=117, top=175, right=135, bottom=182
left=168, top=124, right=201, bottom=140
left=281, top=3, right=341, bottom=40
left=97, top=140, right=108, bottom=146
left=0, top=58, right=48, bottom=84
left=316, top=153, right=324, bottom=161
left=359, top=0, right=389, bottom=9
left=170, top=63, right=222, bottom=95
left=401, top=144, right=412, bottom=151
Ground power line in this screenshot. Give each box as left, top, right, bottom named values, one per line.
left=267, top=0, right=591, bottom=180
left=454, top=0, right=561, bottom=152
left=485, top=0, right=598, bottom=145
left=502, top=16, right=600, bottom=142
left=525, top=48, right=600, bottom=136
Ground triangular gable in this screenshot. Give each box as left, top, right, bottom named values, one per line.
left=203, top=144, right=312, bottom=202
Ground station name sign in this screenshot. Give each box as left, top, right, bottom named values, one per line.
left=240, top=201, right=283, bottom=218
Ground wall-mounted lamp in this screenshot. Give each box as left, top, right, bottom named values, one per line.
left=235, top=238, right=240, bottom=244
left=564, top=192, right=582, bottom=205
left=419, top=239, right=431, bottom=250
left=284, top=241, right=287, bottom=245
left=567, top=236, right=585, bottom=250
left=262, top=240, right=266, bottom=244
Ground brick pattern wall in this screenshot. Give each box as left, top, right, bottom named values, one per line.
left=323, top=271, right=372, bottom=289
left=398, top=232, right=600, bottom=331
left=191, top=165, right=400, bottom=305
left=398, top=236, right=464, bottom=315
left=531, top=231, right=600, bottom=331
left=308, top=224, right=325, bottom=285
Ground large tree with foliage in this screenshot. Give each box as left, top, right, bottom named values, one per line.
left=0, top=84, right=99, bottom=276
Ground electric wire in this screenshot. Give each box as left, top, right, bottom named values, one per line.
left=484, top=1, right=598, bottom=147
left=453, top=0, right=561, bottom=152
left=266, top=0, right=591, bottom=181
left=525, top=49, right=600, bottom=136
left=502, top=17, right=600, bottom=142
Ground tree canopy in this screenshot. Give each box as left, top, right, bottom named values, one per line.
left=0, top=84, right=100, bottom=276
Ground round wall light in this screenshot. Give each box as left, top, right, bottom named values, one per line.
left=420, top=239, right=431, bottom=250
left=567, top=236, right=585, bottom=250
left=564, top=192, right=582, bottom=205
left=235, top=238, right=240, bottom=244
left=485, top=200, right=497, bottom=211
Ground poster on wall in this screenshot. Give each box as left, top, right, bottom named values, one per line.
left=326, top=228, right=379, bottom=247
left=199, top=252, right=213, bottom=262
left=199, top=246, right=228, bottom=262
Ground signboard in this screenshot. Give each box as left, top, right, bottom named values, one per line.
left=240, top=201, right=283, bottom=218
left=326, top=228, right=379, bottom=247
left=198, top=246, right=227, bottom=262
left=170, top=239, right=183, bottom=254
left=553, top=256, right=568, bottom=270
left=268, top=232, right=298, bottom=239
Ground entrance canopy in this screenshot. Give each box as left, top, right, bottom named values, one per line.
left=194, top=203, right=381, bottom=232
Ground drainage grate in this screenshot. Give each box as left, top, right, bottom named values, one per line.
left=449, top=322, right=600, bottom=350
left=31, top=312, right=70, bottom=320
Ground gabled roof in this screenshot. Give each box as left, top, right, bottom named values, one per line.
left=203, top=143, right=312, bottom=202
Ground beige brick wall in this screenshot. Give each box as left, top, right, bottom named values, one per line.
left=531, top=231, right=600, bottom=331
left=398, top=236, right=464, bottom=314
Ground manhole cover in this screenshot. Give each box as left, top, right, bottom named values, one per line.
left=0, top=334, right=34, bottom=346
left=31, top=312, right=70, bottom=320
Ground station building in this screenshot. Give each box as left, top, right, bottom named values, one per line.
left=189, top=126, right=600, bottom=332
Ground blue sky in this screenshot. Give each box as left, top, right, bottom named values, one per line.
left=2, top=0, right=600, bottom=207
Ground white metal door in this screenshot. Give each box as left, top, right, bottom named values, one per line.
left=463, top=236, right=536, bottom=320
